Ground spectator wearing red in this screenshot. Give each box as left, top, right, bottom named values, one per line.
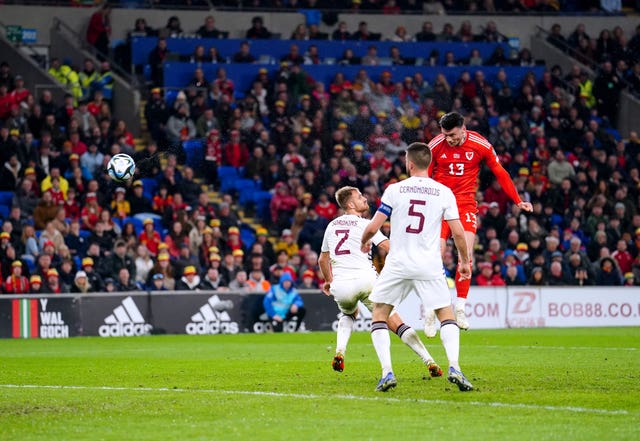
left=269, top=250, right=297, bottom=283
left=0, top=84, right=14, bottom=120
left=9, top=75, right=30, bottom=105
left=528, top=161, right=549, bottom=192
left=475, top=261, right=506, bottom=286
left=3, top=261, right=29, bottom=294
left=164, top=221, right=189, bottom=259
left=44, top=268, right=65, bottom=294
left=226, top=226, right=244, bottom=253
left=80, top=192, right=102, bottom=230
left=378, top=71, right=394, bottom=95
left=484, top=179, right=511, bottom=214
left=224, top=130, right=249, bottom=168
left=612, top=239, right=633, bottom=274
left=270, top=182, right=298, bottom=230
left=214, top=68, right=235, bottom=100
left=139, top=218, right=161, bottom=257
left=369, top=148, right=392, bottom=177
left=152, top=185, right=173, bottom=215
left=329, top=72, right=353, bottom=96
left=204, top=129, right=222, bottom=187
left=86, top=4, right=111, bottom=58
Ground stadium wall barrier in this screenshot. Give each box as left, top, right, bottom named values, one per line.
left=132, top=37, right=510, bottom=66
left=1, top=287, right=638, bottom=339
left=163, top=62, right=547, bottom=94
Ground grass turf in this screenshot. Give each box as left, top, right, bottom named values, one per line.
left=0, top=328, right=638, bottom=441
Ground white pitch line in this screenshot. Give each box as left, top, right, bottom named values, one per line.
left=0, top=384, right=632, bottom=416
left=477, top=345, right=637, bottom=351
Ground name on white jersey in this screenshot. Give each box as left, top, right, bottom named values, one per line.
left=398, top=185, right=441, bottom=196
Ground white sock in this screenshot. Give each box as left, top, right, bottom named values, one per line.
left=397, top=324, right=433, bottom=364
left=336, top=314, right=354, bottom=355
left=371, top=321, right=393, bottom=376
left=456, top=298, right=466, bottom=311
left=440, top=322, right=460, bottom=371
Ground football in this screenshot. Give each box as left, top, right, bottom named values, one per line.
left=107, top=153, right=136, bottom=182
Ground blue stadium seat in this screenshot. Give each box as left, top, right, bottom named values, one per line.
left=79, top=230, right=91, bottom=239
left=251, top=191, right=273, bottom=223
left=219, top=166, right=240, bottom=192
left=140, top=178, right=158, bottom=199
left=183, top=139, right=204, bottom=171
left=165, top=89, right=178, bottom=107
left=132, top=213, right=163, bottom=234
left=143, top=64, right=152, bottom=81
left=122, top=217, right=144, bottom=236
left=234, top=179, right=259, bottom=199
left=0, top=191, right=13, bottom=206
left=0, top=205, right=10, bottom=219
left=240, top=223, right=256, bottom=249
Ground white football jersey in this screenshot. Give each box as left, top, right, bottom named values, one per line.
left=377, top=176, right=459, bottom=280
left=321, top=214, right=387, bottom=278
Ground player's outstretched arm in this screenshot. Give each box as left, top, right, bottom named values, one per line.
left=318, top=251, right=332, bottom=296
left=448, top=218, right=471, bottom=280
left=361, top=212, right=387, bottom=253
left=489, top=162, right=532, bottom=212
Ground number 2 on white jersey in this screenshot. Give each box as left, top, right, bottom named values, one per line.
left=448, top=163, right=464, bottom=176
left=334, top=229, right=351, bottom=255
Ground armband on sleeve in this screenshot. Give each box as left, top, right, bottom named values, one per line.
left=377, top=202, right=392, bottom=217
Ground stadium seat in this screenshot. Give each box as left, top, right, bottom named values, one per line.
left=143, top=64, right=152, bottom=81
left=239, top=223, right=256, bottom=249
left=251, top=191, right=273, bottom=222
left=122, top=217, right=144, bottom=235
left=0, top=191, right=13, bottom=206
left=165, top=89, right=178, bottom=107
left=79, top=230, right=91, bottom=239
left=218, top=166, right=240, bottom=192
left=234, top=179, right=259, bottom=197
left=0, top=205, right=10, bottom=219
left=183, top=139, right=204, bottom=170
left=140, top=178, right=158, bottom=199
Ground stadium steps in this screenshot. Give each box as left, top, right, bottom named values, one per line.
left=135, top=100, right=271, bottom=243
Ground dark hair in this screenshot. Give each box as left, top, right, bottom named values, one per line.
left=405, top=142, right=432, bottom=170
left=439, top=112, right=464, bottom=130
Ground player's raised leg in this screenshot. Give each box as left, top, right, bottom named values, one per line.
left=387, top=313, right=441, bottom=377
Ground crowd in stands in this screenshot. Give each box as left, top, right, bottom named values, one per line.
left=2, top=9, right=640, bottom=296
left=120, top=0, right=632, bottom=14
left=546, top=21, right=640, bottom=102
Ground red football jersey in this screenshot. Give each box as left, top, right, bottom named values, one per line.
left=428, top=131, right=521, bottom=205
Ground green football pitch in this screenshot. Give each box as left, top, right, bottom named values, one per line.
left=0, top=328, right=638, bottom=441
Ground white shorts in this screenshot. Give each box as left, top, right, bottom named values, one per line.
left=330, top=269, right=377, bottom=315
left=369, top=271, right=451, bottom=311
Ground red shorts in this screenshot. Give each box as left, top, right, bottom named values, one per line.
left=440, top=200, right=478, bottom=240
